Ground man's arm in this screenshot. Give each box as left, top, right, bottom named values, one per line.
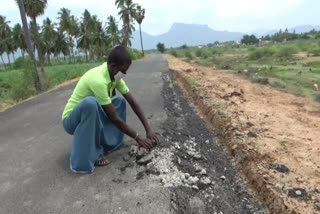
left=102, top=103, right=154, bottom=149
left=123, top=92, right=159, bottom=144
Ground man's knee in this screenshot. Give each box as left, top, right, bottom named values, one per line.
left=81, top=96, right=98, bottom=110
left=113, top=97, right=126, bottom=108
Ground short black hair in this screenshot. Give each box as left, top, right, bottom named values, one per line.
left=107, top=46, right=132, bottom=66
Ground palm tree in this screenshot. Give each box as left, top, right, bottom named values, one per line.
left=42, top=18, right=56, bottom=64
left=134, top=5, right=145, bottom=56
left=0, top=16, right=12, bottom=66
left=78, top=10, right=94, bottom=61
left=23, top=0, right=48, bottom=86
left=54, top=29, right=69, bottom=62
left=91, top=16, right=109, bottom=59
left=0, top=16, right=9, bottom=68
left=69, top=15, right=80, bottom=62
left=116, top=0, right=137, bottom=47
left=106, top=16, right=121, bottom=47
left=58, top=8, right=74, bottom=63
left=15, top=0, right=42, bottom=92
left=12, top=23, right=27, bottom=58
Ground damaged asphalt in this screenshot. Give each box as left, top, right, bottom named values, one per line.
left=0, top=54, right=268, bottom=214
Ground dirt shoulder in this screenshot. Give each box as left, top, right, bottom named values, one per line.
left=167, top=55, right=320, bottom=214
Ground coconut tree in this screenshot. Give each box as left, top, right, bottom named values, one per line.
left=23, top=0, right=48, bottom=85
left=42, top=18, right=56, bottom=64
left=12, top=23, right=27, bottom=58
left=0, top=16, right=10, bottom=68
left=134, top=5, right=145, bottom=55
left=91, top=16, right=109, bottom=59
left=78, top=10, right=95, bottom=61
left=54, top=29, right=69, bottom=62
left=15, top=0, right=42, bottom=92
left=116, top=0, right=137, bottom=47
left=106, top=16, right=121, bottom=47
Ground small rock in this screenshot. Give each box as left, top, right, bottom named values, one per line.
left=247, top=131, right=258, bottom=138
left=220, top=176, right=226, bottom=181
left=201, top=178, right=211, bottom=185
left=200, top=169, right=207, bottom=175
left=129, top=145, right=139, bottom=156
left=174, top=143, right=181, bottom=150
left=288, top=188, right=308, bottom=198
left=188, top=176, right=199, bottom=185
left=137, top=154, right=153, bottom=165
left=315, top=203, right=320, bottom=211
left=205, top=139, right=210, bottom=144
left=137, top=147, right=148, bottom=157
left=247, top=122, right=254, bottom=127
left=185, top=173, right=191, bottom=179
left=192, top=185, right=199, bottom=190
left=271, top=164, right=290, bottom=173
left=123, top=155, right=130, bottom=162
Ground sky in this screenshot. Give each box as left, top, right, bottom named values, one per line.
left=1, top=0, right=319, bottom=35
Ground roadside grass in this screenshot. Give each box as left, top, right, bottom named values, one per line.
left=168, top=39, right=320, bottom=102
left=0, top=62, right=101, bottom=108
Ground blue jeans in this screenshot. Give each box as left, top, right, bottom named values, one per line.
left=63, top=96, right=126, bottom=173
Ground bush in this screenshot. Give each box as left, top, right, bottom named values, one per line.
left=128, top=49, right=143, bottom=60
left=276, top=46, right=298, bottom=58
left=201, top=51, right=209, bottom=59
left=9, top=58, right=35, bottom=101
left=248, top=47, right=275, bottom=60
left=185, top=51, right=193, bottom=60
left=310, top=48, right=320, bottom=56
left=195, top=49, right=202, bottom=57
left=13, top=57, right=26, bottom=69
left=170, top=50, right=178, bottom=57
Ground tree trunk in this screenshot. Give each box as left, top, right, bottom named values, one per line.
left=32, top=17, right=48, bottom=88
left=6, top=53, right=11, bottom=66
left=47, top=53, right=51, bottom=65
left=0, top=55, right=6, bottom=69
left=139, top=24, right=144, bottom=56
left=85, top=50, right=88, bottom=62
left=12, top=52, right=16, bottom=62
left=21, top=49, right=25, bottom=59
left=16, top=0, right=41, bottom=93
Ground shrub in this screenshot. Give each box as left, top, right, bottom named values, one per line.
left=201, top=51, right=209, bottom=59
left=195, top=49, right=202, bottom=57
left=277, top=46, right=298, bottom=58
left=128, top=49, right=143, bottom=60
left=185, top=51, right=193, bottom=60
left=248, top=47, right=275, bottom=60
left=9, top=58, right=35, bottom=101
left=13, top=57, right=26, bottom=69
left=170, top=50, right=178, bottom=57
left=310, top=48, right=320, bottom=56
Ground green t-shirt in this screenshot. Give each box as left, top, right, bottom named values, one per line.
left=62, top=63, right=130, bottom=120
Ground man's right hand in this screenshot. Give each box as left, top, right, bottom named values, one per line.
left=136, top=136, right=155, bottom=150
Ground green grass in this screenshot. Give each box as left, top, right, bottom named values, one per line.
left=0, top=62, right=101, bottom=103
left=169, top=39, right=320, bottom=102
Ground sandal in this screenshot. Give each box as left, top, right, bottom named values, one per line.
left=95, top=156, right=110, bottom=167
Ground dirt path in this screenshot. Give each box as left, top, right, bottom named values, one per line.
left=168, top=56, right=320, bottom=213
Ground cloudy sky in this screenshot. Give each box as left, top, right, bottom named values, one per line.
left=1, top=0, right=319, bottom=35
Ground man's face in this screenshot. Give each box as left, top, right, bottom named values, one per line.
left=117, top=63, right=130, bottom=74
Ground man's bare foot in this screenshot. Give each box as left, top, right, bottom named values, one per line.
left=95, top=156, right=110, bottom=167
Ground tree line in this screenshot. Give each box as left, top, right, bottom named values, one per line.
left=241, top=28, right=320, bottom=45
left=0, top=0, right=145, bottom=92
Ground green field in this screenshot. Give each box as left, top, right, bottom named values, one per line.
left=168, top=39, right=320, bottom=102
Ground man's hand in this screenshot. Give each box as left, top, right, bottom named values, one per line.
left=136, top=136, right=155, bottom=150
left=146, top=130, right=160, bottom=146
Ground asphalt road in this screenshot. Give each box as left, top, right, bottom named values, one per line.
left=0, top=54, right=266, bottom=214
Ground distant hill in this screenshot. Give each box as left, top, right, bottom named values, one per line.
left=132, top=23, right=244, bottom=50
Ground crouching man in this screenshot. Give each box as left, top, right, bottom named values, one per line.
left=62, top=46, right=159, bottom=173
